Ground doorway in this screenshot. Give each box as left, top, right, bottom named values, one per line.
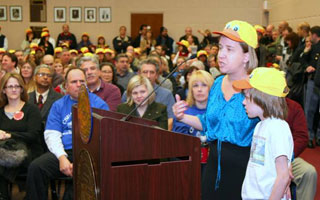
left=131, top=13, right=163, bottom=40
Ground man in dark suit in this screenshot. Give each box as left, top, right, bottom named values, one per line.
left=28, top=64, right=62, bottom=126
left=179, top=26, right=200, bottom=47
left=56, top=24, right=77, bottom=50
left=132, top=24, right=148, bottom=48
left=112, top=26, right=132, bottom=54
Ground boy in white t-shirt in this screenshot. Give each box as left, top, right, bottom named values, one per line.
left=233, top=67, right=294, bottom=200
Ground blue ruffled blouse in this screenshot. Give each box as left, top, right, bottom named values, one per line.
left=198, top=75, right=259, bottom=146
left=197, top=75, right=259, bottom=190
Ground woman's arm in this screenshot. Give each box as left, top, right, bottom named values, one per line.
left=269, top=155, right=290, bottom=200
left=180, top=115, right=202, bottom=131
left=173, top=95, right=203, bottom=131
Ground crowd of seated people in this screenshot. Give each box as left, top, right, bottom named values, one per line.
left=0, top=20, right=318, bottom=200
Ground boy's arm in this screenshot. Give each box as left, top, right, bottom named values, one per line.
left=269, top=155, right=290, bottom=200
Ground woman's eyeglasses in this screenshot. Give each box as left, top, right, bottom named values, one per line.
left=5, top=85, right=22, bottom=90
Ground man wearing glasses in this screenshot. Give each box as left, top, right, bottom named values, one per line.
left=28, top=64, right=62, bottom=126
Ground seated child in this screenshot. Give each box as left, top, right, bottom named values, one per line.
left=233, top=67, right=294, bottom=200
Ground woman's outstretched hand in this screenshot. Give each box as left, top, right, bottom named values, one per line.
left=172, top=94, right=188, bottom=121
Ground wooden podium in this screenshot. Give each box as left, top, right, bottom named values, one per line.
left=73, top=106, right=201, bottom=200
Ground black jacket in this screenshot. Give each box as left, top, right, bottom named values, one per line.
left=117, top=101, right=168, bottom=130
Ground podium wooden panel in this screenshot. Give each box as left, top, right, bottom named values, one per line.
left=73, top=106, right=201, bottom=200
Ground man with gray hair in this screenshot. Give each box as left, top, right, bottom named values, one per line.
left=78, top=56, right=121, bottom=111
left=28, top=64, right=62, bottom=125
left=122, top=58, right=175, bottom=129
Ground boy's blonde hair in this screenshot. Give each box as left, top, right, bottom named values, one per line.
left=186, top=70, right=214, bottom=106
left=246, top=88, right=288, bottom=120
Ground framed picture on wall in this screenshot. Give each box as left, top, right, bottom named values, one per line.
left=84, top=7, right=96, bottom=22
left=54, top=7, right=66, bottom=22
left=10, top=6, right=22, bottom=21
left=70, top=7, right=81, bottom=22
left=0, top=6, right=7, bottom=21
left=99, top=7, right=111, bottom=23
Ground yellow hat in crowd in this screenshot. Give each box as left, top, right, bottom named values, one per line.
left=82, top=32, right=89, bottom=37
left=41, top=32, right=50, bottom=38
left=83, top=52, right=94, bottom=57
left=69, top=49, right=78, bottom=55
left=80, top=47, right=89, bottom=53
left=254, top=25, right=265, bottom=34
left=0, top=48, right=5, bottom=53
left=133, top=48, right=141, bottom=55
left=213, top=20, right=258, bottom=48
left=176, top=40, right=190, bottom=48
left=233, top=67, right=289, bottom=97
left=8, top=49, right=15, bottom=54
left=42, top=27, right=49, bottom=32
left=271, top=63, right=280, bottom=69
left=54, top=47, right=62, bottom=54
left=104, top=48, right=113, bottom=54
left=61, top=43, right=69, bottom=48
left=30, top=43, right=38, bottom=49
left=25, top=28, right=33, bottom=34
left=95, top=48, right=104, bottom=54
left=197, top=50, right=208, bottom=58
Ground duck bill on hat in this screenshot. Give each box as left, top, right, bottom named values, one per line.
left=213, top=29, right=244, bottom=43
left=232, top=78, right=252, bottom=90
left=176, top=42, right=183, bottom=46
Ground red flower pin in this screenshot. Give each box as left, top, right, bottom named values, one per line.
left=13, top=111, right=24, bottom=121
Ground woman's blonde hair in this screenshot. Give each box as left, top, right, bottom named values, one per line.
left=240, top=42, right=258, bottom=74
left=126, top=75, right=155, bottom=106
left=0, top=73, right=28, bottom=107
left=160, top=56, right=169, bottom=73
left=186, top=70, right=214, bottom=106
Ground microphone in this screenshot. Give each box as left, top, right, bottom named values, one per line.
left=121, top=57, right=193, bottom=122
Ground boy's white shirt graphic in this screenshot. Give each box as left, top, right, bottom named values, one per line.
left=242, top=118, right=293, bottom=200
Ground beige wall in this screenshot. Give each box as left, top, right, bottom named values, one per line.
left=268, top=0, right=320, bottom=30
left=0, top=0, right=264, bottom=50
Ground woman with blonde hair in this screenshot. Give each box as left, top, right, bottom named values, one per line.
left=117, top=75, right=168, bottom=129
left=172, top=70, right=214, bottom=174
left=0, top=73, right=42, bottom=199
